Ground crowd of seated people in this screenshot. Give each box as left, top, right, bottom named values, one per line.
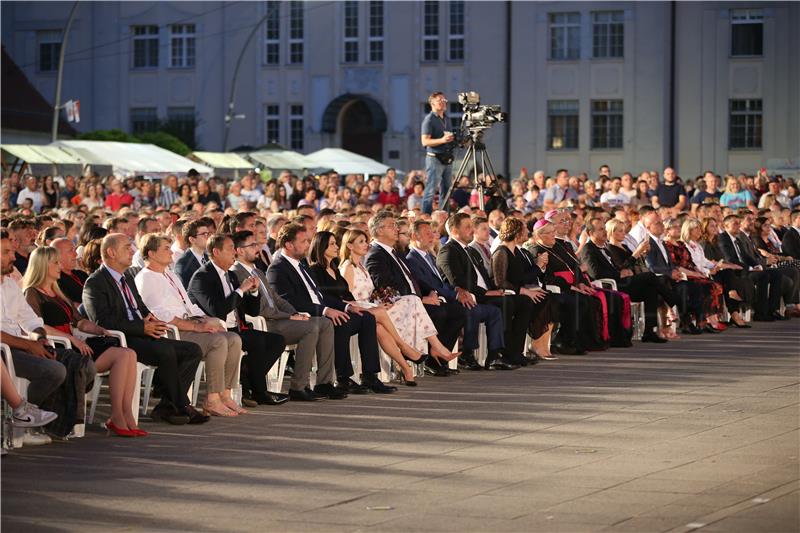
left=2, top=165, right=799, bottom=449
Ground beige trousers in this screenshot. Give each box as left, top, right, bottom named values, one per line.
left=178, top=330, right=242, bottom=394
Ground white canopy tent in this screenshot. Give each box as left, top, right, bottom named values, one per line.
left=246, top=148, right=321, bottom=174
left=51, top=140, right=212, bottom=178
left=1, top=144, right=85, bottom=177
left=188, top=151, right=253, bottom=179
left=304, top=148, right=397, bottom=177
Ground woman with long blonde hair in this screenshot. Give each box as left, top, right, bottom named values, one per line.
left=22, top=247, right=145, bottom=437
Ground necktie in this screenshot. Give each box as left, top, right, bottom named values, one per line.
left=299, top=263, right=324, bottom=303
left=600, top=246, right=613, bottom=265
left=118, top=277, right=142, bottom=320
left=425, top=252, right=443, bottom=281
left=731, top=236, right=744, bottom=262
left=253, top=270, right=274, bottom=308
left=392, top=249, right=420, bottom=295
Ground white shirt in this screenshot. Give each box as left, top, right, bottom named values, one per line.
left=374, top=240, right=417, bottom=295
left=211, top=261, right=245, bottom=328
left=171, top=241, right=186, bottom=264
left=647, top=232, right=670, bottom=264
left=16, top=188, right=44, bottom=212
left=685, top=241, right=715, bottom=275
left=283, top=255, right=321, bottom=305
left=135, top=267, right=205, bottom=323
left=131, top=250, right=146, bottom=270
left=600, top=191, right=630, bottom=206
left=454, top=239, right=488, bottom=290
left=1, top=276, right=45, bottom=337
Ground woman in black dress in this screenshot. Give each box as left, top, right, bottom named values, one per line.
left=492, top=218, right=558, bottom=359
left=22, top=246, right=145, bottom=437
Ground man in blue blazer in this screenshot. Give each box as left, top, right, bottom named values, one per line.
left=174, top=219, right=212, bottom=287
left=266, top=223, right=395, bottom=394
left=406, top=218, right=505, bottom=371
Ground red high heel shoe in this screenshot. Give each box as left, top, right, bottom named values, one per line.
left=130, top=427, right=149, bottom=437
left=105, top=419, right=136, bottom=437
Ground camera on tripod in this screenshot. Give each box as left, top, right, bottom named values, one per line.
left=457, top=91, right=508, bottom=133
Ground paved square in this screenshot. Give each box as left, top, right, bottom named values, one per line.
left=2, top=321, right=798, bottom=532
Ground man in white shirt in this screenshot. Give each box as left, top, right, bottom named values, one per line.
left=135, top=234, right=246, bottom=416
left=600, top=177, right=631, bottom=208
left=130, top=217, right=161, bottom=270
left=16, top=175, right=45, bottom=213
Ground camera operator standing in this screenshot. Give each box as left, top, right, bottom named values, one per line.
left=420, top=91, right=456, bottom=214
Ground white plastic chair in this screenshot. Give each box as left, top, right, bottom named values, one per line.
left=1, top=342, right=28, bottom=448
left=245, top=314, right=294, bottom=394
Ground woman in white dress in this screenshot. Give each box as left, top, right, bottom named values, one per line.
left=339, top=229, right=459, bottom=369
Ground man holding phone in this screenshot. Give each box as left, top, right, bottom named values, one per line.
left=420, top=91, right=456, bottom=215
left=83, top=233, right=206, bottom=425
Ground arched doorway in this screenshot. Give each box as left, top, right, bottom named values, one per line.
left=322, top=94, right=387, bottom=162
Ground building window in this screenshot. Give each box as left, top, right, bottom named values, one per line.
left=729, top=99, right=762, bottom=149
left=368, top=1, right=384, bottom=63
left=132, top=25, right=159, bottom=68
left=591, top=100, right=623, bottom=149
left=343, top=1, right=359, bottom=63
left=289, top=104, right=304, bottom=151
left=130, top=107, right=159, bottom=135
left=448, top=1, right=465, bottom=61
left=37, top=30, right=61, bottom=72
left=170, top=24, right=195, bottom=68
left=731, top=9, right=763, bottom=57
left=547, top=100, right=579, bottom=150
left=592, top=11, right=623, bottom=58
left=265, top=105, right=280, bottom=144
left=549, top=13, right=580, bottom=60
left=448, top=102, right=462, bottom=132
left=166, top=107, right=196, bottom=147
left=288, top=1, right=304, bottom=64
left=264, top=1, right=280, bottom=65
left=422, top=1, right=439, bottom=62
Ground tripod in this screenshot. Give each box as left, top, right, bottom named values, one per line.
left=440, top=128, right=498, bottom=212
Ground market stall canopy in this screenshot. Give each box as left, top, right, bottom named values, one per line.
left=304, top=148, right=396, bottom=176
left=51, top=140, right=212, bottom=177
left=1, top=143, right=85, bottom=176
left=188, top=151, right=253, bottom=179
left=246, top=148, right=321, bottom=174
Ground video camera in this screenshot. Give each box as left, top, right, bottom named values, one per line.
left=457, top=91, right=507, bottom=133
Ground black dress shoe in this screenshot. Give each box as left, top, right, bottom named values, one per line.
left=150, top=403, right=190, bottom=425
left=772, top=313, right=790, bottom=321
left=487, top=358, right=519, bottom=370
left=753, top=314, right=774, bottom=322
left=423, top=361, right=450, bottom=377
left=182, top=405, right=211, bottom=425
left=641, top=331, right=668, bottom=343
left=313, top=383, right=348, bottom=400
left=253, top=392, right=290, bottom=405
left=702, top=324, right=720, bottom=334
left=458, top=354, right=483, bottom=371
left=339, top=378, right=370, bottom=394
left=681, top=324, right=703, bottom=335
left=289, top=388, right=321, bottom=401
left=364, top=378, right=397, bottom=394
left=551, top=341, right=578, bottom=355
left=447, top=367, right=460, bottom=375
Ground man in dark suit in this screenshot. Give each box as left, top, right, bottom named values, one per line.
left=581, top=218, right=666, bottom=343
left=718, top=214, right=783, bottom=321
left=187, top=233, right=288, bottom=406
left=642, top=212, right=704, bottom=334
left=266, top=223, right=395, bottom=394
left=82, top=233, right=207, bottom=425
left=174, top=218, right=212, bottom=287
left=437, top=213, right=529, bottom=369
left=782, top=210, right=800, bottom=259
left=230, top=230, right=342, bottom=401
left=364, top=211, right=466, bottom=375
left=407, top=219, right=504, bottom=371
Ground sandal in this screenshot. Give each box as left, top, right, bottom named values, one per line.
left=203, top=399, right=237, bottom=417
left=221, top=398, right=248, bottom=415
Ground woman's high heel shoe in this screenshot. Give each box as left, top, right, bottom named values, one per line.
left=131, top=427, right=149, bottom=437
left=398, top=371, right=418, bottom=387
left=105, top=419, right=136, bottom=437
left=403, top=352, right=429, bottom=365
left=203, top=400, right=237, bottom=417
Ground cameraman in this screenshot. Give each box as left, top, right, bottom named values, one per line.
left=420, top=91, right=456, bottom=214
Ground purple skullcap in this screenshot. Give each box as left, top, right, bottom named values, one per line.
left=533, top=218, right=551, bottom=231
left=544, top=209, right=559, bottom=221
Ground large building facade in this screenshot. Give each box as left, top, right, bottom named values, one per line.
left=2, top=1, right=798, bottom=177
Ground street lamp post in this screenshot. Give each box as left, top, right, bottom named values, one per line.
left=51, top=1, right=80, bottom=143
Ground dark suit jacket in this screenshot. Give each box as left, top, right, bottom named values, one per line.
left=83, top=265, right=151, bottom=338
left=266, top=255, right=344, bottom=317
left=782, top=227, right=800, bottom=259
left=405, top=248, right=457, bottom=300
left=644, top=237, right=674, bottom=275
left=718, top=231, right=760, bottom=269
left=580, top=240, right=622, bottom=283
left=437, top=239, right=495, bottom=303
left=364, top=243, right=415, bottom=296
left=174, top=249, right=202, bottom=288
left=230, top=262, right=295, bottom=320
left=186, top=262, right=260, bottom=326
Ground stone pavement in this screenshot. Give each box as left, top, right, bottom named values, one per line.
left=2, top=320, right=798, bottom=533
